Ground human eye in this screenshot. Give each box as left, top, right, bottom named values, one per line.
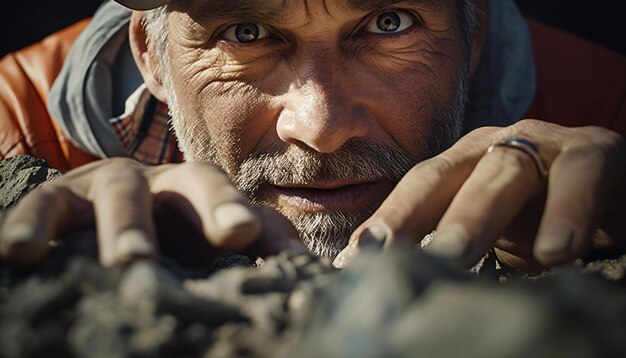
left=363, top=10, right=415, bottom=34
left=221, top=23, right=271, bottom=43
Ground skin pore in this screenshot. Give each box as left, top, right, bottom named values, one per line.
left=4, top=1, right=622, bottom=271
left=147, top=0, right=472, bottom=257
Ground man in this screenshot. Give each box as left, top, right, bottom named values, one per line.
left=0, top=0, right=624, bottom=273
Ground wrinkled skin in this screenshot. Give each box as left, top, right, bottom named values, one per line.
left=1, top=0, right=625, bottom=272
left=344, top=121, right=626, bottom=272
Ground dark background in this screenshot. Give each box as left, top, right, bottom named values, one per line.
left=1, top=0, right=625, bottom=58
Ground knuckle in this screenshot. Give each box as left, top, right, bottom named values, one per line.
left=509, top=119, right=567, bottom=141
left=183, top=162, right=241, bottom=195
left=463, top=126, right=499, bottom=141
left=561, top=141, right=610, bottom=168
left=514, top=118, right=546, bottom=129
left=101, top=159, right=143, bottom=176
left=178, top=161, right=230, bottom=182
left=95, top=161, right=147, bottom=188
left=561, top=127, right=626, bottom=177
left=182, top=160, right=223, bottom=173
left=577, top=126, right=625, bottom=152
left=406, top=156, right=455, bottom=189
left=24, top=185, right=71, bottom=207
left=98, top=158, right=143, bottom=174
left=417, top=155, right=456, bottom=176
left=453, top=127, right=501, bottom=157
left=577, top=125, right=617, bottom=139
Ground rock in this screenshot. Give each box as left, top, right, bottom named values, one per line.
left=61, top=256, right=122, bottom=295
left=241, top=276, right=294, bottom=294
left=119, top=261, right=248, bottom=327
left=1, top=156, right=626, bottom=357
left=210, top=253, right=256, bottom=272
left=0, top=277, right=79, bottom=357
left=2, top=276, right=79, bottom=325
left=68, top=293, right=134, bottom=358
left=583, top=255, right=626, bottom=282
left=2, top=245, right=626, bottom=358
left=296, top=248, right=626, bottom=358
left=0, top=155, right=61, bottom=210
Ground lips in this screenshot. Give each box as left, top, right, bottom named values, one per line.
left=270, top=180, right=393, bottom=213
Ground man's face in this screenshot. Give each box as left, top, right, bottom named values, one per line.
left=159, top=0, right=469, bottom=257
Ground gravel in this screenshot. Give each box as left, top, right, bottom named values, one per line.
left=1, top=155, right=625, bottom=358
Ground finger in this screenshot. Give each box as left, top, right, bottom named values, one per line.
left=335, top=128, right=498, bottom=268
left=0, top=185, right=86, bottom=265
left=91, top=165, right=158, bottom=266
left=426, top=144, right=544, bottom=267
left=151, top=162, right=262, bottom=250
left=493, top=202, right=546, bottom=273
left=353, top=128, right=496, bottom=243
left=534, top=144, right=615, bottom=266
left=333, top=225, right=388, bottom=268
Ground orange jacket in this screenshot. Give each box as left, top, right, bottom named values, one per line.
left=0, top=19, right=98, bottom=173
left=1, top=19, right=625, bottom=172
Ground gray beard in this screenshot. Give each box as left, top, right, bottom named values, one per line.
left=164, top=73, right=467, bottom=259
left=235, top=140, right=414, bottom=258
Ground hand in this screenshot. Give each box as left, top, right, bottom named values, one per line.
left=0, top=158, right=305, bottom=266
left=337, top=120, right=626, bottom=272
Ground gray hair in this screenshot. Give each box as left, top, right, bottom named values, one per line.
left=143, top=1, right=477, bottom=256
left=144, top=5, right=170, bottom=81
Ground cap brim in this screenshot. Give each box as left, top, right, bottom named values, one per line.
left=114, top=0, right=171, bottom=10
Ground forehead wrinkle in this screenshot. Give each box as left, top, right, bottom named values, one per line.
left=179, top=0, right=291, bottom=24
left=178, top=0, right=449, bottom=24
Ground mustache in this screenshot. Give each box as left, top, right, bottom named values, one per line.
left=235, top=139, right=415, bottom=195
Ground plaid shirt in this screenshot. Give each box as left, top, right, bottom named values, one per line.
left=110, top=87, right=183, bottom=165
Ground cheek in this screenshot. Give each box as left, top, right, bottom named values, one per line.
left=170, top=54, right=278, bottom=173
left=349, top=33, right=464, bottom=159
left=356, top=65, right=462, bottom=160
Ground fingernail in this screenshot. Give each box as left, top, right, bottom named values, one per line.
left=1, top=224, right=46, bottom=264
left=213, top=202, right=258, bottom=231
left=535, top=225, right=575, bottom=260
left=2, top=224, right=38, bottom=250
left=1, top=224, right=37, bottom=257
left=332, top=242, right=359, bottom=269
left=358, top=224, right=389, bottom=248
left=425, top=224, right=470, bottom=261
left=116, top=229, right=156, bottom=259
left=5, top=223, right=36, bottom=239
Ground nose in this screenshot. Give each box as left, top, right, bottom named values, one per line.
left=276, top=61, right=369, bottom=153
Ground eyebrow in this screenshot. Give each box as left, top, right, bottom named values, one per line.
left=183, top=0, right=448, bottom=24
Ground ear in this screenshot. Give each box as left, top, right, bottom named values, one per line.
left=468, top=0, right=488, bottom=76
left=129, top=11, right=169, bottom=103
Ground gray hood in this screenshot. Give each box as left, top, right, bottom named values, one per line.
left=48, top=0, right=535, bottom=159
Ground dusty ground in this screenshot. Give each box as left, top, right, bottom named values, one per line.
left=1, top=155, right=625, bottom=357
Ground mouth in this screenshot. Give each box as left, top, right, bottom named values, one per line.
left=269, top=180, right=394, bottom=213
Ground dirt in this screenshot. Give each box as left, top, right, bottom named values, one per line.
left=1, top=155, right=625, bottom=358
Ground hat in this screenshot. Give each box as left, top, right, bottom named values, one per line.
left=114, top=0, right=171, bottom=10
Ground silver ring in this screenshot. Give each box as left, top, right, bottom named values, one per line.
left=487, top=137, right=548, bottom=179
